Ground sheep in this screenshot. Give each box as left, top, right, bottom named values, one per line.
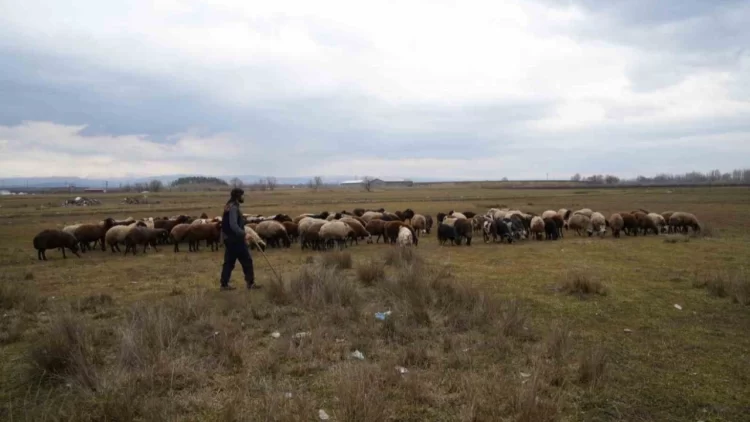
left=365, top=219, right=387, bottom=244
left=552, top=214, right=565, bottom=238
left=383, top=221, right=412, bottom=245
left=397, top=226, right=414, bottom=247
left=301, top=220, right=327, bottom=250
left=590, top=212, right=607, bottom=237
left=282, top=222, right=300, bottom=243
left=410, top=214, right=427, bottom=237
left=185, top=222, right=221, bottom=252
left=544, top=217, right=559, bottom=240
left=319, top=221, right=354, bottom=250
left=608, top=213, right=624, bottom=238
left=507, top=215, right=528, bottom=240
left=490, top=219, right=514, bottom=244
left=462, top=211, right=476, bottom=219
left=105, top=221, right=147, bottom=253
left=448, top=211, right=467, bottom=220
left=574, top=208, right=593, bottom=218
left=437, top=223, right=458, bottom=245
left=73, top=218, right=116, bottom=252
left=472, top=215, right=488, bottom=234
left=442, top=216, right=462, bottom=227
left=541, top=210, right=558, bottom=219
left=453, top=218, right=473, bottom=246
left=568, top=214, right=592, bottom=236
left=401, top=209, right=415, bottom=222
left=340, top=217, right=371, bottom=244
left=558, top=209, right=572, bottom=229
left=154, top=216, right=190, bottom=243
left=256, top=220, right=291, bottom=248
left=669, top=212, right=701, bottom=234
left=661, top=211, right=676, bottom=232
left=437, top=212, right=447, bottom=224
left=170, top=224, right=193, bottom=252
left=425, top=215, right=434, bottom=234
left=647, top=213, right=668, bottom=234
left=353, top=208, right=366, bottom=217
left=361, top=211, right=384, bottom=223
left=298, top=217, right=327, bottom=235
left=123, top=228, right=169, bottom=255
left=33, top=230, right=81, bottom=260
left=244, top=225, right=266, bottom=251
left=381, top=212, right=401, bottom=222
left=619, top=213, right=639, bottom=236
left=529, top=216, right=545, bottom=240
left=112, top=217, right=136, bottom=227
left=632, top=211, right=654, bottom=235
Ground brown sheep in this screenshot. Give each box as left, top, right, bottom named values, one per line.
left=609, top=213, right=624, bottom=238
left=365, top=219, right=387, bottom=243
left=124, top=228, right=169, bottom=255
left=301, top=222, right=326, bottom=250
left=154, top=216, right=190, bottom=244
left=669, top=212, right=701, bottom=234
left=383, top=221, right=417, bottom=245
left=662, top=211, right=676, bottom=232
left=632, top=211, right=657, bottom=235
left=341, top=218, right=371, bottom=244
left=453, top=218, right=473, bottom=245
left=411, top=214, right=427, bottom=237
left=425, top=215, right=434, bottom=234
left=73, top=218, right=116, bottom=252
left=282, top=222, right=299, bottom=243
left=619, top=213, right=639, bottom=236
left=33, top=229, right=81, bottom=260
left=353, top=208, right=366, bottom=217
left=170, top=223, right=192, bottom=252
left=185, top=222, right=221, bottom=252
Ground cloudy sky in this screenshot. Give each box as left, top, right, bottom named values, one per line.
left=1, top=0, right=749, bottom=180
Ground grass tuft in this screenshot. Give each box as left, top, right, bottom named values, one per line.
left=0, top=280, right=44, bottom=313
left=578, top=345, right=608, bottom=387
left=356, top=259, right=385, bottom=286
left=289, top=264, right=360, bottom=309
left=693, top=269, right=750, bottom=305
left=560, top=271, right=607, bottom=297
left=664, top=234, right=690, bottom=244
left=319, top=250, right=353, bottom=269
left=383, top=247, right=421, bottom=267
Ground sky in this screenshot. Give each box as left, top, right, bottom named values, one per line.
left=1, top=0, right=749, bottom=181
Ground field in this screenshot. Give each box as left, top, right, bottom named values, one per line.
left=1, top=184, right=749, bottom=421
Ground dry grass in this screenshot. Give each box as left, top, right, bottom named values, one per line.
left=318, top=250, right=353, bottom=269
left=693, top=269, right=750, bottom=305
left=559, top=270, right=608, bottom=297
left=1, top=185, right=750, bottom=421
left=664, top=234, right=691, bottom=243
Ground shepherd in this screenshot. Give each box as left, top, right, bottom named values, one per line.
left=220, top=187, right=261, bottom=291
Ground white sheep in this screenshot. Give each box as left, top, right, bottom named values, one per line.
left=568, top=213, right=592, bottom=236
left=360, top=211, right=384, bottom=223
left=244, top=225, right=266, bottom=251
left=574, top=208, right=593, bottom=218
left=590, top=212, right=607, bottom=237
left=104, top=222, right=145, bottom=253
left=319, top=221, right=354, bottom=250
left=529, top=216, right=545, bottom=240
left=397, top=226, right=414, bottom=247
left=647, top=213, right=668, bottom=234
left=608, top=213, right=624, bottom=238
left=541, top=210, right=558, bottom=219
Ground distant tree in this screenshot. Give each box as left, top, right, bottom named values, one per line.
left=604, top=175, right=620, bottom=184
left=148, top=179, right=164, bottom=192
left=308, top=176, right=323, bottom=191
left=265, top=176, right=278, bottom=191
left=571, top=173, right=582, bottom=182
left=362, top=176, right=376, bottom=192
left=230, top=177, right=244, bottom=188
left=501, top=177, right=509, bottom=182
left=171, top=176, right=228, bottom=187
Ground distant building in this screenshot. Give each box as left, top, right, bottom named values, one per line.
left=339, top=178, right=413, bottom=188
left=84, top=188, right=106, bottom=193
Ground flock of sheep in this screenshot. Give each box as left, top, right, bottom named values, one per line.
left=30, top=206, right=702, bottom=261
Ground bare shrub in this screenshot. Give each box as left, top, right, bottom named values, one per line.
left=319, top=251, right=353, bottom=269
left=578, top=345, right=607, bottom=387
left=664, top=234, right=690, bottom=244
left=289, top=264, right=360, bottom=309
left=559, top=271, right=607, bottom=297
left=0, top=280, right=43, bottom=313
left=514, top=364, right=561, bottom=422
left=500, top=299, right=528, bottom=338
left=356, top=260, right=385, bottom=286
left=74, top=293, right=114, bottom=313
left=334, top=363, right=390, bottom=421
left=266, top=276, right=291, bottom=305
left=544, top=323, right=571, bottom=362
left=694, top=269, right=750, bottom=304
left=383, top=247, right=421, bottom=267
left=695, top=222, right=717, bottom=238
left=0, top=318, right=26, bottom=344
left=29, top=312, right=100, bottom=390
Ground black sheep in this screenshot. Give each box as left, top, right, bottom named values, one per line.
left=437, top=223, right=458, bottom=245
left=544, top=217, right=559, bottom=240
left=454, top=219, right=473, bottom=246
left=33, top=229, right=81, bottom=260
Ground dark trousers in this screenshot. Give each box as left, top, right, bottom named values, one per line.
left=220, top=240, right=255, bottom=287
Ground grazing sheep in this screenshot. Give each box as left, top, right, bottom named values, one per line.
left=661, top=211, right=676, bottom=232
left=609, top=213, right=624, bottom=238
left=361, top=211, right=384, bottom=223
left=353, top=208, right=365, bottom=217
left=543, top=218, right=559, bottom=240
left=411, top=214, right=427, bottom=236
left=105, top=221, right=147, bottom=253
left=529, top=216, right=545, bottom=240
left=397, top=226, right=415, bottom=247
left=383, top=221, right=412, bottom=244
left=618, top=213, right=639, bottom=236
left=632, top=211, right=653, bottom=235
left=437, top=212, right=447, bottom=225
left=364, top=219, right=387, bottom=244
left=170, top=224, right=193, bottom=252
left=669, top=212, right=701, bottom=234
left=492, top=219, right=515, bottom=244
left=124, top=228, right=169, bottom=255
left=319, top=221, right=354, bottom=250
left=282, top=222, right=300, bottom=243
left=507, top=215, right=528, bottom=240
left=185, top=222, right=221, bottom=252
left=33, top=230, right=81, bottom=260
left=73, top=218, right=116, bottom=252
left=340, top=218, right=371, bottom=244
left=448, top=211, right=467, bottom=220
left=437, top=223, right=458, bottom=245
left=301, top=220, right=327, bottom=250
left=590, top=212, right=607, bottom=237
left=541, top=210, right=558, bottom=219
left=154, top=216, right=190, bottom=243
left=573, top=208, right=593, bottom=218
left=256, top=220, right=291, bottom=248
left=112, top=217, right=136, bottom=227
left=453, top=218, right=473, bottom=246
left=244, top=225, right=266, bottom=251
left=551, top=215, right=565, bottom=238
left=647, top=213, right=668, bottom=234
left=425, top=215, right=434, bottom=234
left=568, top=214, right=593, bottom=236
left=401, top=209, right=415, bottom=222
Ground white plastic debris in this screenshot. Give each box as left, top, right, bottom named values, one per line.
left=674, top=304, right=683, bottom=310
left=270, top=331, right=281, bottom=339
left=335, top=338, right=346, bottom=343
left=624, top=328, right=633, bottom=333
left=318, top=409, right=330, bottom=420
left=350, top=350, right=365, bottom=360
left=294, top=331, right=311, bottom=339
left=284, top=392, right=293, bottom=399
left=395, top=366, right=409, bottom=374
left=374, top=310, right=392, bottom=321
left=520, top=372, right=531, bottom=378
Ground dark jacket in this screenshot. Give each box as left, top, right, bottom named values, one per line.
left=222, top=201, right=246, bottom=243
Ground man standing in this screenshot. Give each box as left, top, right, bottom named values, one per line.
left=220, top=188, right=261, bottom=290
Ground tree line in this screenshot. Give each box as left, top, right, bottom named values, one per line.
left=571, top=168, right=750, bottom=185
